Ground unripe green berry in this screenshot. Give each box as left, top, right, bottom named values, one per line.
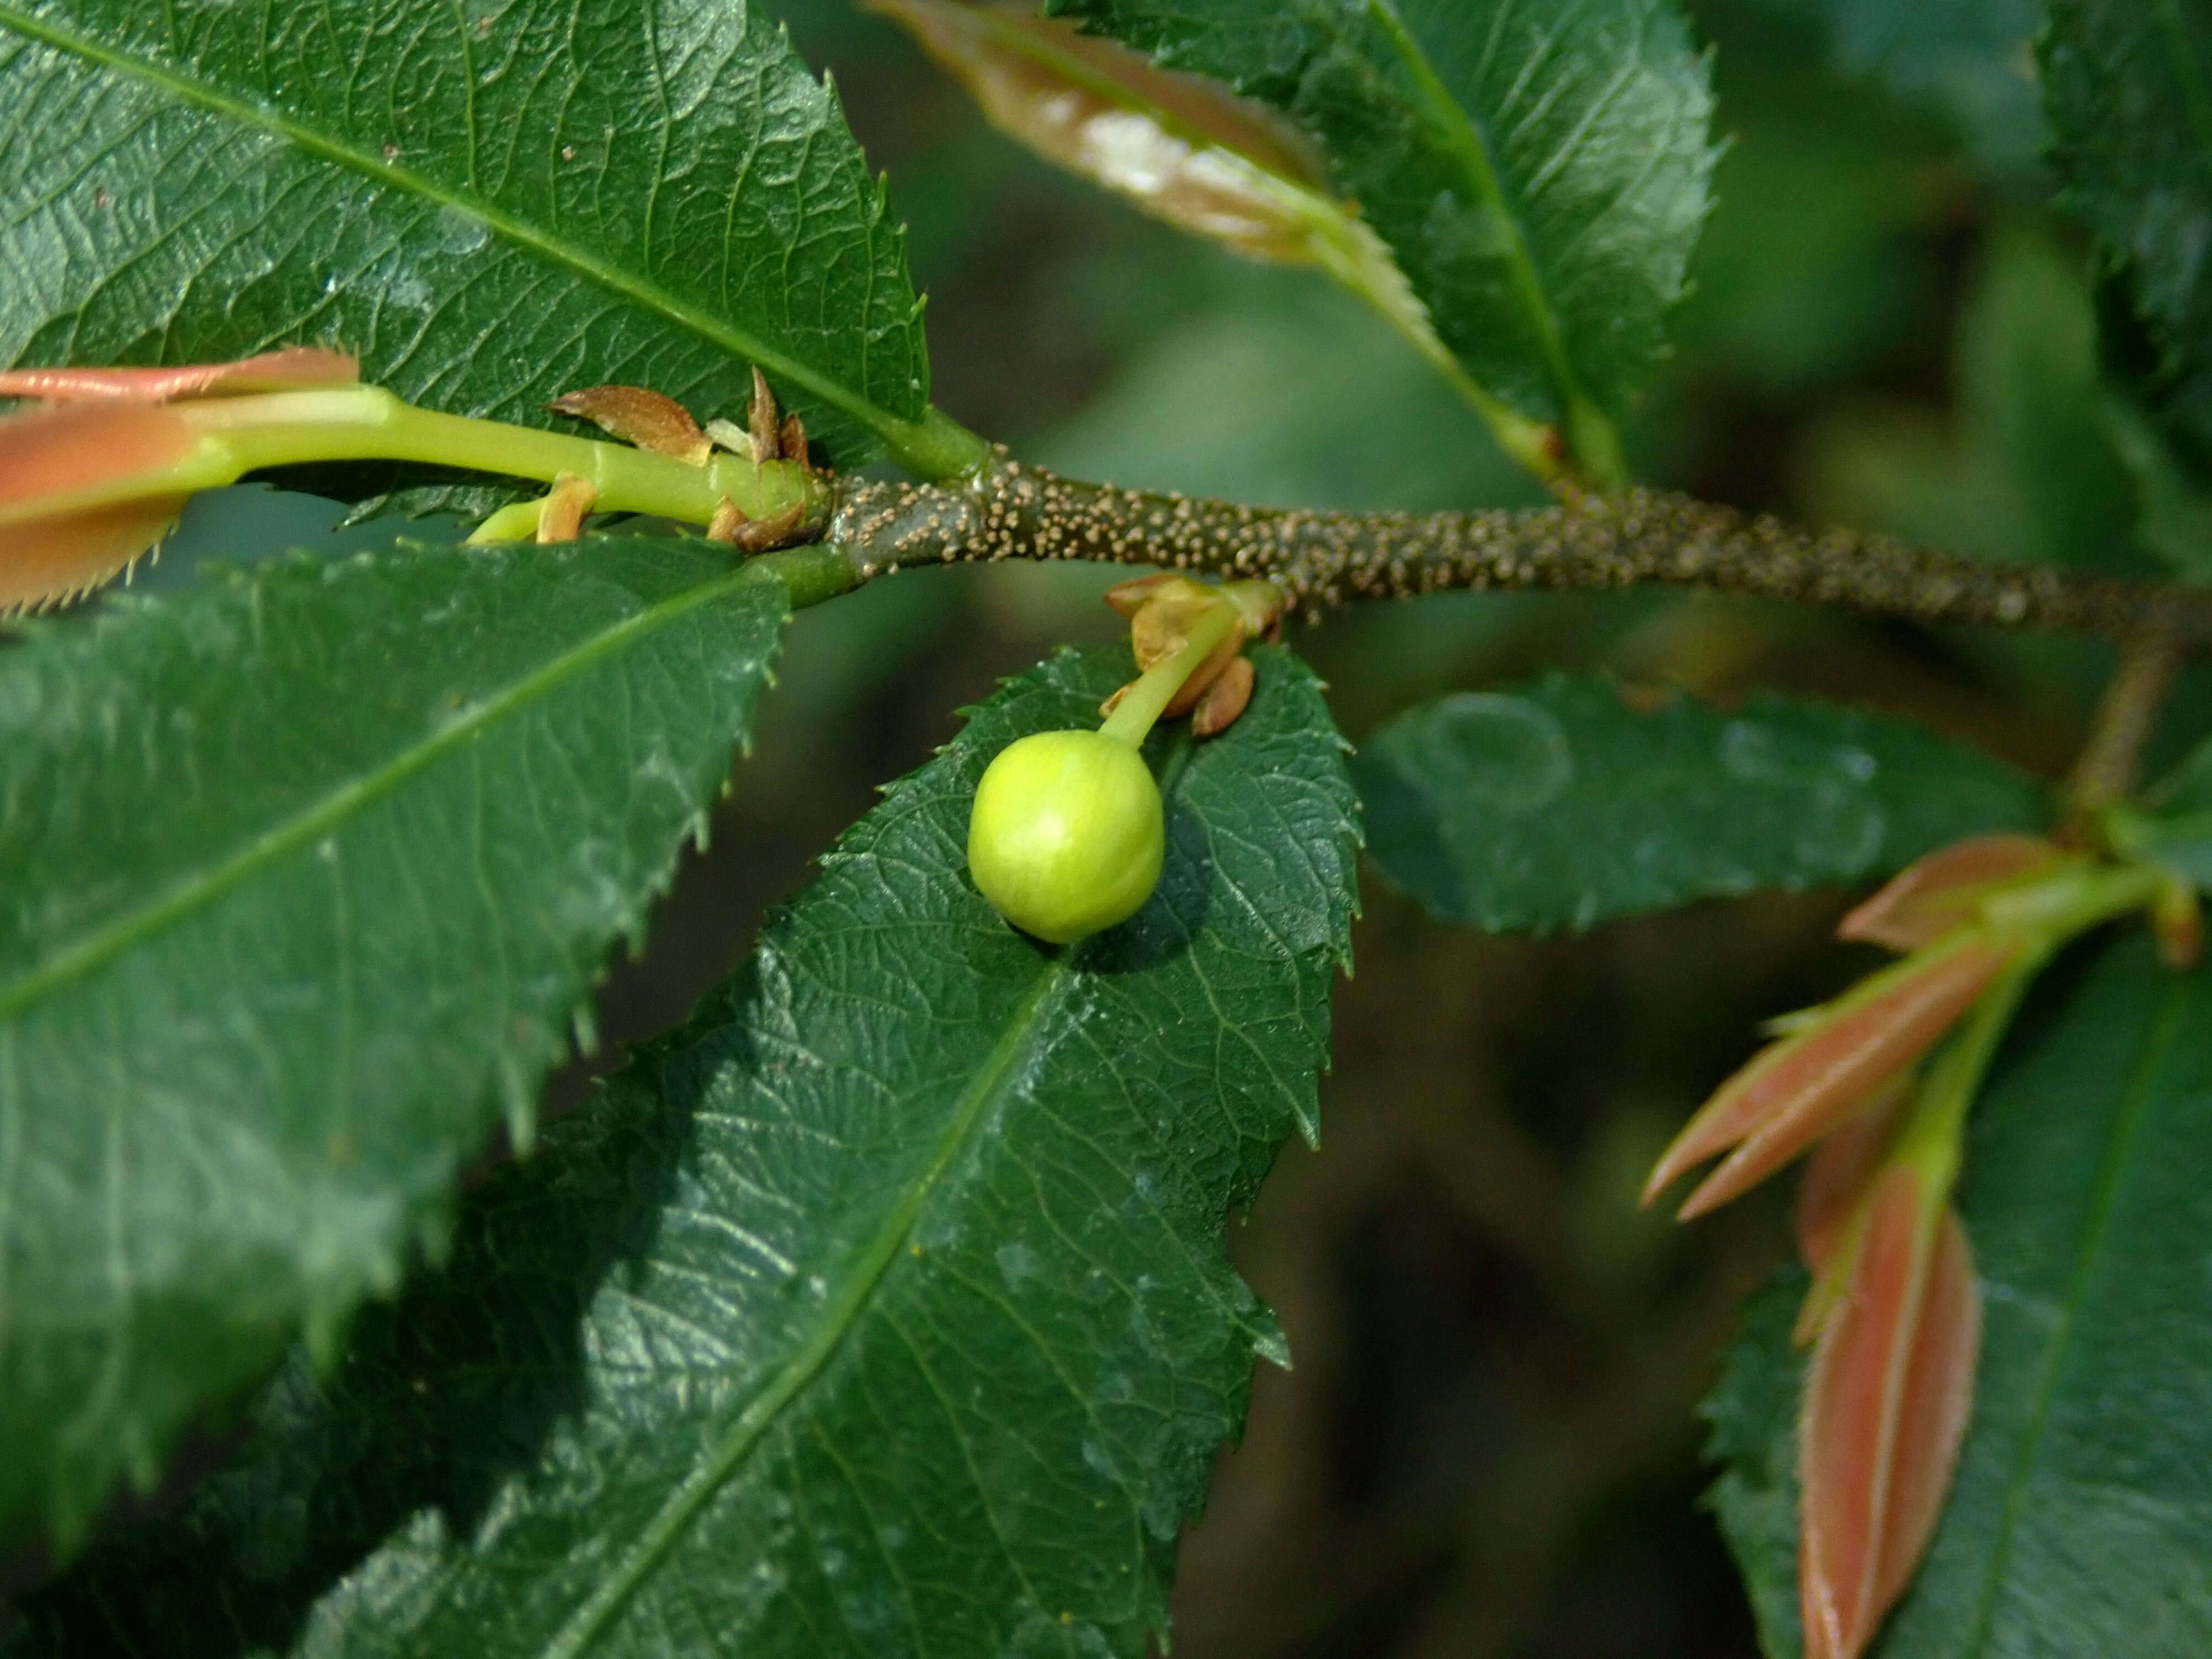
left=967, top=729, right=1164, bottom=944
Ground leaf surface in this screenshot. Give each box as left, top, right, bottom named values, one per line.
left=873, top=0, right=1534, bottom=466
left=1705, top=931, right=2212, bottom=1658
left=0, top=536, right=800, bottom=1550
left=0, top=0, right=961, bottom=476
left=8, top=642, right=1362, bottom=1658
left=1045, top=0, right=1718, bottom=476
left=2043, top=0, right=2212, bottom=477
left=1352, top=676, right=2047, bottom=934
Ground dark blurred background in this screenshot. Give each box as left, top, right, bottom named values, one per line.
left=145, top=3, right=2140, bottom=1651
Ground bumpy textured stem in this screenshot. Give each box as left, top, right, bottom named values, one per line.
left=824, top=453, right=2212, bottom=646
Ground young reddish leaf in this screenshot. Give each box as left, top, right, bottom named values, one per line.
left=549, top=385, right=713, bottom=464
left=0, top=498, right=190, bottom=610
left=1837, top=834, right=2059, bottom=951
left=0, top=400, right=202, bottom=606
left=0, top=399, right=195, bottom=511
left=1643, top=936, right=2012, bottom=1216
left=872, top=0, right=1330, bottom=265
left=0, top=346, right=358, bottom=403
left=1796, top=1077, right=1912, bottom=1278
left=1801, top=1170, right=1982, bottom=1659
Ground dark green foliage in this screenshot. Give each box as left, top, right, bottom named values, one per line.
left=1044, top=0, right=1718, bottom=441
left=0, top=0, right=932, bottom=472
left=1750, top=0, right=2043, bottom=165
left=1809, top=228, right=2164, bottom=578
left=2110, top=728, right=2212, bottom=886
left=2043, top=0, right=2212, bottom=477
left=0, top=538, right=794, bottom=1551
left=9, top=643, right=1362, bottom=1658
left=1705, top=931, right=2212, bottom=1657
left=1352, top=675, right=2046, bottom=933
left=1702, top=1266, right=1810, bottom=1659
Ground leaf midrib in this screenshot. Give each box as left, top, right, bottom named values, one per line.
left=1358, top=0, right=1589, bottom=422
left=536, top=957, right=1075, bottom=1658
left=0, top=559, right=777, bottom=1021
left=1957, top=971, right=2192, bottom=1655
left=0, top=4, right=919, bottom=445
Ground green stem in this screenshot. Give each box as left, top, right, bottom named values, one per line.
left=1898, top=862, right=2166, bottom=1193
left=19, top=388, right=826, bottom=528
left=1097, top=602, right=1239, bottom=747
left=884, top=405, right=995, bottom=483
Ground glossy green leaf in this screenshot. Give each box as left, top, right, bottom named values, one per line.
left=1703, top=930, right=2212, bottom=1657
left=0, top=536, right=820, bottom=1552
left=8, top=641, right=1362, bottom=1658
left=1353, top=675, right=2047, bottom=933
left=874, top=0, right=1557, bottom=477
left=0, top=0, right=977, bottom=479
left=2043, top=0, right=2212, bottom=480
left=1044, top=0, right=1718, bottom=483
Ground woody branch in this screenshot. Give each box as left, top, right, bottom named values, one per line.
left=825, top=452, right=2212, bottom=646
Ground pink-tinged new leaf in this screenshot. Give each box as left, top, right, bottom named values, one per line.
left=0, top=399, right=194, bottom=512
left=1643, top=937, right=2011, bottom=1214
left=0, top=346, right=357, bottom=403
left=1801, top=1172, right=1981, bottom=1659
left=0, top=498, right=189, bottom=610
left=0, top=401, right=199, bottom=607
left=1796, top=1077, right=1912, bottom=1278
left=1838, top=835, right=2059, bottom=952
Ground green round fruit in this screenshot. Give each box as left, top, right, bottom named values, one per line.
left=967, top=729, right=1165, bottom=943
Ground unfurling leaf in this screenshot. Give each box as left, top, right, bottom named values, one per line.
left=1641, top=934, right=2013, bottom=1218
left=1794, top=1078, right=1911, bottom=1282
left=0, top=346, right=359, bottom=403
left=1045, top=0, right=1720, bottom=483
left=1836, top=834, right=2060, bottom=952
left=1705, top=934, right=2212, bottom=1659
left=875, top=0, right=1479, bottom=452
left=1800, top=1171, right=1981, bottom=1659
left=0, top=399, right=197, bottom=604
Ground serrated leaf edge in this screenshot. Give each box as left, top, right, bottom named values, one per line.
left=0, top=4, right=933, bottom=459
left=0, top=552, right=779, bottom=1020
left=538, top=959, right=1077, bottom=1657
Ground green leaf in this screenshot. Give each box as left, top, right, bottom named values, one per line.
left=875, top=0, right=1561, bottom=481
left=2043, top=0, right=2212, bottom=479
left=1044, top=0, right=1719, bottom=484
left=7, top=642, right=1363, bottom=1657
left=1352, top=675, right=2047, bottom=933
left=1751, top=0, right=2044, bottom=168
left=1703, top=930, right=2212, bottom=1658
left=0, top=0, right=979, bottom=479
left=1700, top=1264, right=1812, bottom=1659
left=0, top=536, right=818, bottom=1552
